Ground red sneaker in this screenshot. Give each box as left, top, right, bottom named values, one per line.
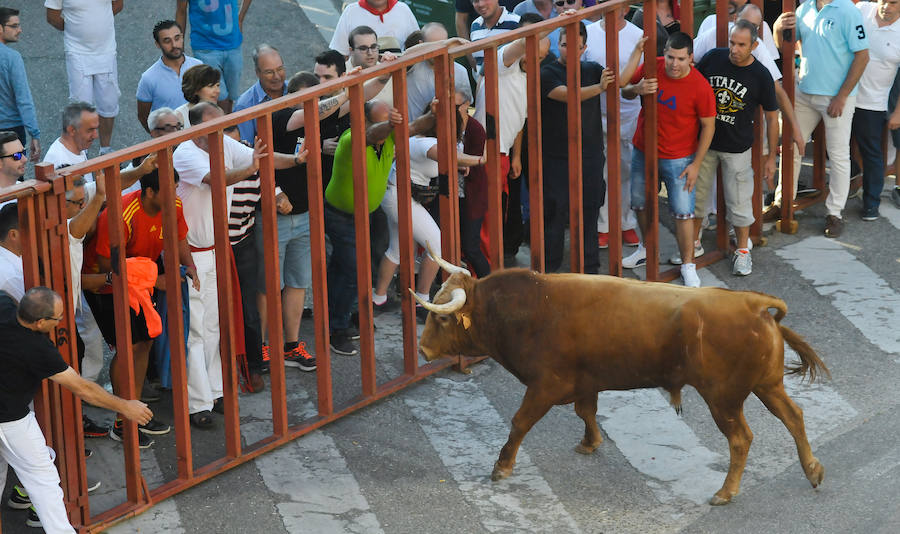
left=597, top=232, right=609, bottom=249
left=261, top=344, right=270, bottom=362
left=622, top=229, right=640, bottom=246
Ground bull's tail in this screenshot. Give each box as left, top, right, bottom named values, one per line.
left=781, top=325, right=831, bottom=383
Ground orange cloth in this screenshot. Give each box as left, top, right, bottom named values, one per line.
left=125, top=257, right=162, bottom=338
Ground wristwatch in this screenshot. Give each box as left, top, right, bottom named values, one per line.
left=105, top=272, right=113, bottom=286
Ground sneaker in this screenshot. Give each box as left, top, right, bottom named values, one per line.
left=622, top=229, right=640, bottom=246
left=261, top=343, right=271, bottom=363
left=732, top=250, right=752, bottom=276
left=706, top=213, right=717, bottom=230
left=861, top=207, right=879, bottom=221
left=597, top=232, right=609, bottom=249
left=87, top=479, right=101, bottom=492
left=7, top=485, right=30, bottom=509
left=372, top=297, right=399, bottom=315
left=83, top=415, right=108, bottom=438
left=669, top=241, right=705, bottom=265
left=622, top=244, right=647, bottom=269
left=285, top=342, right=316, bottom=371
left=110, top=420, right=154, bottom=449
left=681, top=263, right=701, bottom=288
left=84, top=447, right=93, bottom=458
left=824, top=215, right=844, bottom=238
left=330, top=332, right=358, bottom=356
left=347, top=314, right=363, bottom=340
left=139, top=418, right=171, bottom=435
left=26, top=506, right=41, bottom=528
left=892, top=186, right=900, bottom=209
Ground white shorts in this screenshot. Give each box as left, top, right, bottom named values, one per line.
left=65, top=53, right=120, bottom=118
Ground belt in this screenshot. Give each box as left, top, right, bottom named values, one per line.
left=189, top=244, right=216, bottom=253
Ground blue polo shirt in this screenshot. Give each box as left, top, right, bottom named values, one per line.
left=233, top=80, right=287, bottom=143
left=796, top=0, right=868, bottom=97
left=136, top=55, right=204, bottom=110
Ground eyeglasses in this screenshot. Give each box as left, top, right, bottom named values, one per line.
left=354, top=44, right=380, bottom=53
left=0, top=151, right=25, bottom=161
left=153, top=123, right=183, bottom=133
left=554, top=0, right=578, bottom=6
left=260, top=66, right=286, bottom=77
left=66, top=198, right=86, bottom=208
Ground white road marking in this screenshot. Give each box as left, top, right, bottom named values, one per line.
left=881, top=199, right=900, bottom=230
left=103, top=446, right=184, bottom=534
left=295, top=0, right=341, bottom=42
left=404, top=378, right=583, bottom=533
left=776, top=236, right=900, bottom=357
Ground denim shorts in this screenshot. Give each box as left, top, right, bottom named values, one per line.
left=630, top=148, right=696, bottom=219
left=255, top=211, right=312, bottom=292
left=192, top=48, right=243, bottom=101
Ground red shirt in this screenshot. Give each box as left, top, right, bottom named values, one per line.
left=92, top=190, right=188, bottom=265
left=631, top=57, right=716, bottom=159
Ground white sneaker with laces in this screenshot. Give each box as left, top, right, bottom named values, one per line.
left=681, top=263, right=701, bottom=287
left=669, top=241, right=705, bottom=265
left=732, top=250, right=752, bottom=276
left=622, top=244, right=647, bottom=269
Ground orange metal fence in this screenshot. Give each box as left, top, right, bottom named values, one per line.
left=0, top=1, right=824, bottom=531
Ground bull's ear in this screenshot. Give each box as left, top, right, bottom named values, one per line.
left=455, top=312, right=471, bottom=330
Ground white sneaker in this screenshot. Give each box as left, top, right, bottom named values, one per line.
left=669, top=241, right=705, bottom=265
left=681, top=263, right=701, bottom=287
left=622, top=244, right=647, bottom=269
left=732, top=250, right=752, bottom=276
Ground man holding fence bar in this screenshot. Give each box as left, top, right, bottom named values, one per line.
left=0, top=287, right=152, bottom=534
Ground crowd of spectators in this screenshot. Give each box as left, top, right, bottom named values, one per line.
left=1, top=0, right=900, bottom=530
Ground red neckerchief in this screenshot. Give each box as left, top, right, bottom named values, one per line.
left=358, top=0, right=397, bottom=22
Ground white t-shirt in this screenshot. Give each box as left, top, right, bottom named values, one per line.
left=855, top=2, right=900, bottom=111
left=698, top=14, right=778, bottom=59
left=44, top=0, right=117, bottom=56
left=43, top=137, right=94, bottom=182
left=406, top=61, right=470, bottom=121
left=328, top=2, right=420, bottom=56
left=474, top=45, right=528, bottom=154
left=585, top=19, right=645, bottom=123
left=173, top=135, right=253, bottom=248
left=408, top=136, right=439, bottom=187
left=174, top=102, right=193, bottom=129
left=0, top=245, right=24, bottom=301
left=693, top=23, right=782, bottom=83
left=67, top=221, right=84, bottom=310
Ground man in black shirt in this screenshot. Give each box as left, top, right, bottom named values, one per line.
left=540, top=20, right=613, bottom=274
left=694, top=20, right=779, bottom=277
left=0, top=288, right=151, bottom=533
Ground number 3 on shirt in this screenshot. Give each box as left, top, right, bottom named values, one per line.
left=855, top=25, right=865, bottom=40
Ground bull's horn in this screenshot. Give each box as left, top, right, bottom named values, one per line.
left=409, top=287, right=467, bottom=314
left=425, top=242, right=471, bottom=276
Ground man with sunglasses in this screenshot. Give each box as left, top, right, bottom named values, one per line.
left=0, top=130, right=26, bottom=189
left=0, top=7, right=40, bottom=162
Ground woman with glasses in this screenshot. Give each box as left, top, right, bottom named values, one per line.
left=174, top=64, right=222, bottom=128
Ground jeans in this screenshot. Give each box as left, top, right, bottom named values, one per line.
left=192, top=48, right=243, bottom=101
left=850, top=108, right=886, bottom=212
left=459, top=199, right=490, bottom=278
left=631, top=148, right=696, bottom=219
left=325, top=204, right=358, bottom=333
left=233, top=228, right=264, bottom=373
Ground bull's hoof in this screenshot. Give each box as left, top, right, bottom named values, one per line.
left=491, top=464, right=513, bottom=482
left=806, top=459, right=825, bottom=488
left=708, top=492, right=733, bottom=506
left=574, top=440, right=602, bottom=455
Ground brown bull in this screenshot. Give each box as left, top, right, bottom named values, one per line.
left=414, top=263, right=830, bottom=506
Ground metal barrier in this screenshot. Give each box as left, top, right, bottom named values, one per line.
left=0, top=1, right=827, bottom=531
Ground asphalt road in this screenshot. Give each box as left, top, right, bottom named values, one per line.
left=3, top=1, right=900, bottom=533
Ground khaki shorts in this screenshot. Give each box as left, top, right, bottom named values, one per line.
left=694, top=148, right=755, bottom=228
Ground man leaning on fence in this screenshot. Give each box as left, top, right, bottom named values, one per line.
left=0, top=287, right=152, bottom=534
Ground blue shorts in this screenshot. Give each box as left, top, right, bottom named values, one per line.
left=192, top=48, right=243, bottom=101
left=630, top=148, right=696, bottom=219
left=256, top=211, right=312, bottom=292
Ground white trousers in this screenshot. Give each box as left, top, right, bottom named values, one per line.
left=599, top=115, right=638, bottom=233
left=774, top=89, right=856, bottom=217
left=380, top=183, right=442, bottom=265
left=0, top=413, right=75, bottom=533
left=186, top=249, right=223, bottom=414
left=75, top=294, right=105, bottom=382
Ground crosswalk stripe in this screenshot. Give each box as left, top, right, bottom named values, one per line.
left=776, top=236, right=900, bottom=357
left=404, top=377, right=583, bottom=533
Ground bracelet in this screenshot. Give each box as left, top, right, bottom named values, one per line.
left=105, top=272, right=113, bottom=285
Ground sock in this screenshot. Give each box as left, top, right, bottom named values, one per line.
left=415, top=291, right=430, bottom=303
left=284, top=341, right=299, bottom=352
left=372, top=292, right=387, bottom=305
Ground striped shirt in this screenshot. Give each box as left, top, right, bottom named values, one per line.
left=228, top=176, right=260, bottom=245
left=470, top=8, right=520, bottom=72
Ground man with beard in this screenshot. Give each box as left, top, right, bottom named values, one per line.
left=137, top=20, right=203, bottom=133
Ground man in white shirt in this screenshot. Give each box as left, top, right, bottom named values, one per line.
left=345, top=25, right=398, bottom=106
left=0, top=201, right=23, bottom=301
left=329, top=0, right=419, bottom=57
left=406, top=23, right=471, bottom=121
left=584, top=10, right=647, bottom=250
left=696, top=0, right=778, bottom=59
left=173, top=102, right=303, bottom=426
left=45, top=0, right=123, bottom=155
left=42, top=101, right=98, bottom=182
left=850, top=0, right=900, bottom=221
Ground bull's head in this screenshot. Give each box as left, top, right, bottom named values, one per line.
left=412, top=247, right=479, bottom=361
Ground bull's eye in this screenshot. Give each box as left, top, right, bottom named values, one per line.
left=437, top=314, right=449, bottom=324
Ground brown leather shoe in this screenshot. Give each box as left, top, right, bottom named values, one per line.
left=249, top=373, right=265, bottom=393
left=762, top=205, right=782, bottom=223
left=824, top=215, right=843, bottom=238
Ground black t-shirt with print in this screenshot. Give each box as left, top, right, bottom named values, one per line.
left=0, top=293, right=68, bottom=423
left=540, top=60, right=606, bottom=160
left=696, top=48, right=779, bottom=153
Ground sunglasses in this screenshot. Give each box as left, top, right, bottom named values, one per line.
left=67, top=198, right=86, bottom=208
left=0, top=151, right=25, bottom=161
left=555, top=0, right=578, bottom=6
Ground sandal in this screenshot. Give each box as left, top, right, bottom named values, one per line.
left=189, top=411, right=213, bottom=429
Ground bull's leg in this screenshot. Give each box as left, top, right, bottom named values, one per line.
left=574, top=395, right=603, bottom=455
left=754, top=382, right=824, bottom=489
left=492, top=388, right=553, bottom=481
left=705, top=401, right=753, bottom=505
